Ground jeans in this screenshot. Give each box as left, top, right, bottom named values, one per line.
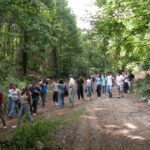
left=58, top=93, right=64, bottom=109
left=8, top=100, right=18, bottom=117
left=7, top=97, right=12, bottom=115
left=41, top=92, right=46, bottom=108
left=96, top=85, right=101, bottom=97
left=107, top=85, right=113, bottom=97
left=32, top=97, right=39, bottom=113
left=102, top=85, right=106, bottom=94
left=87, top=86, right=92, bottom=97
left=77, top=87, right=84, bottom=100
left=18, top=104, right=32, bottom=125
left=0, top=104, right=6, bottom=126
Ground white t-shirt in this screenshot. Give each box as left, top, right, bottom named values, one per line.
left=69, top=78, right=75, bottom=87
left=116, top=75, right=124, bottom=85
left=11, top=88, right=20, bottom=101
left=87, top=79, right=92, bottom=86
left=106, top=75, right=113, bottom=85
left=8, top=89, right=13, bottom=98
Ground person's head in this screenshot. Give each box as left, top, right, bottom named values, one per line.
left=88, top=76, right=91, bottom=79
left=9, top=83, right=13, bottom=89
left=21, top=85, right=30, bottom=96
left=13, top=84, right=17, bottom=89
left=31, top=81, right=36, bottom=87
left=59, top=79, right=63, bottom=84
left=108, top=72, right=112, bottom=76
left=79, top=76, right=82, bottom=79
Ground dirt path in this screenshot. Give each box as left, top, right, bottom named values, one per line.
left=52, top=94, right=150, bottom=150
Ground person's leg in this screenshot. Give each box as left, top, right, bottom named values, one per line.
left=62, top=96, right=65, bottom=108
left=26, top=105, right=32, bottom=123
left=77, top=89, right=80, bottom=100
left=0, top=105, right=7, bottom=127
left=110, top=85, right=113, bottom=98
left=117, top=85, right=121, bottom=97
left=104, top=85, right=106, bottom=95
left=42, top=92, right=46, bottom=108
left=81, top=87, right=84, bottom=99
left=8, top=101, right=16, bottom=118
left=97, top=85, right=100, bottom=97
left=18, top=105, right=25, bottom=126
left=7, top=97, right=12, bottom=115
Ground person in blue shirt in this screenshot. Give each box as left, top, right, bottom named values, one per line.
left=96, top=74, right=102, bottom=99
left=40, top=79, right=48, bottom=108
left=101, top=73, right=107, bottom=96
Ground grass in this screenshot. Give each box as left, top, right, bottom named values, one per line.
left=0, top=107, right=85, bottom=150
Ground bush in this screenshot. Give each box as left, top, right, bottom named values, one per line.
left=136, top=74, right=150, bottom=98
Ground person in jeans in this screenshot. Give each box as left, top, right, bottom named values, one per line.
left=58, top=79, right=66, bottom=109
left=0, top=90, right=7, bottom=129
left=86, top=76, right=92, bottom=100
left=8, top=84, right=20, bottom=118
left=18, top=86, right=32, bottom=126
left=7, top=83, right=13, bottom=115
left=101, top=74, right=107, bottom=96
left=52, top=79, right=58, bottom=106
left=40, top=79, right=48, bottom=108
left=96, top=74, right=102, bottom=99
left=106, top=72, right=113, bottom=98
left=77, top=76, right=84, bottom=100
left=30, top=81, right=40, bottom=115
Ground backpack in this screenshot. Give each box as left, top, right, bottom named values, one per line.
left=64, top=86, right=68, bottom=97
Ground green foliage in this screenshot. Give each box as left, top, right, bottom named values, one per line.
left=136, top=75, right=150, bottom=98
left=10, top=108, right=85, bottom=149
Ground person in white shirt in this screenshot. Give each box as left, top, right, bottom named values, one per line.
left=106, top=72, right=113, bottom=98
left=7, top=83, right=13, bottom=115
left=8, top=84, right=20, bottom=118
left=69, top=75, right=75, bottom=107
left=116, top=72, right=124, bottom=98
left=86, top=76, right=92, bottom=100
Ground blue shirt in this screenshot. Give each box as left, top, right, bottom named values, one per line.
left=102, top=76, right=106, bottom=86
left=96, top=77, right=101, bottom=85
left=41, top=84, right=47, bottom=93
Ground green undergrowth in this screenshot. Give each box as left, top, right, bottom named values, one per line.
left=136, top=74, right=150, bottom=99
left=6, top=107, right=85, bottom=150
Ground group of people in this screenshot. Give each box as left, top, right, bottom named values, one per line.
left=0, top=71, right=135, bottom=129
left=0, top=79, right=48, bottom=129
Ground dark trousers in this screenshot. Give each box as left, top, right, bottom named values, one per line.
left=32, top=97, right=39, bottom=113
left=53, top=91, right=58, bottom=102
left=124, top=82, right=129, bottom=93
left=97, top=85, right=101, bottom=97
left=77, top=87, right=84, bottom=100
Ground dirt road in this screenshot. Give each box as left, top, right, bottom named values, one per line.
left=52, top=95, right=150, bottom=150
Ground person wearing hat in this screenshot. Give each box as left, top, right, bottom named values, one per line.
left=69, top=75, right=75, bottom=107
left=0, top=89, right=7, bottom=129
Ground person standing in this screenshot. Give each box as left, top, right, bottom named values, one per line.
left=69, top=75, right=75, bottom=107
left=86, top=76, right=92, bottom=100
left=128, top=71, right=135, bottom=94
left=52, top=79, right=58, bottom=106
left=18, top=86, right=32, bottom=126
left=77, top=76, right=84, bottom=100
left=116, top=72, right=124, bottom=98
left=58, top=79, right=66, bottom=109
left=40, top=80, right=48, bottom=108
left=30, top=81, right=41, bottom=115
left=96, top=74, right=102, bottom=99
left=123, top=72, right=129, bottom=93
left=106, top=72, right=113, bottom=98
left=8, top=84, right=20, bottom=118
left=0, top=89, right=7, bottom=129
left=101, top=74, right=107, bottom=96
left=7, top=83, right=13, bottom=115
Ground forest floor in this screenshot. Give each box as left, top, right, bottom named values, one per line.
left=0, top=89, right=150, bottom=150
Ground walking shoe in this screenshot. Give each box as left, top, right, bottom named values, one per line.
left=3, top=126, right=7, bottom=129
left=33, top=113, right=37, bottom=116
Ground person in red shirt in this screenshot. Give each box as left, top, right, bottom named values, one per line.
left=0, top=90, right=7, bottom=129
